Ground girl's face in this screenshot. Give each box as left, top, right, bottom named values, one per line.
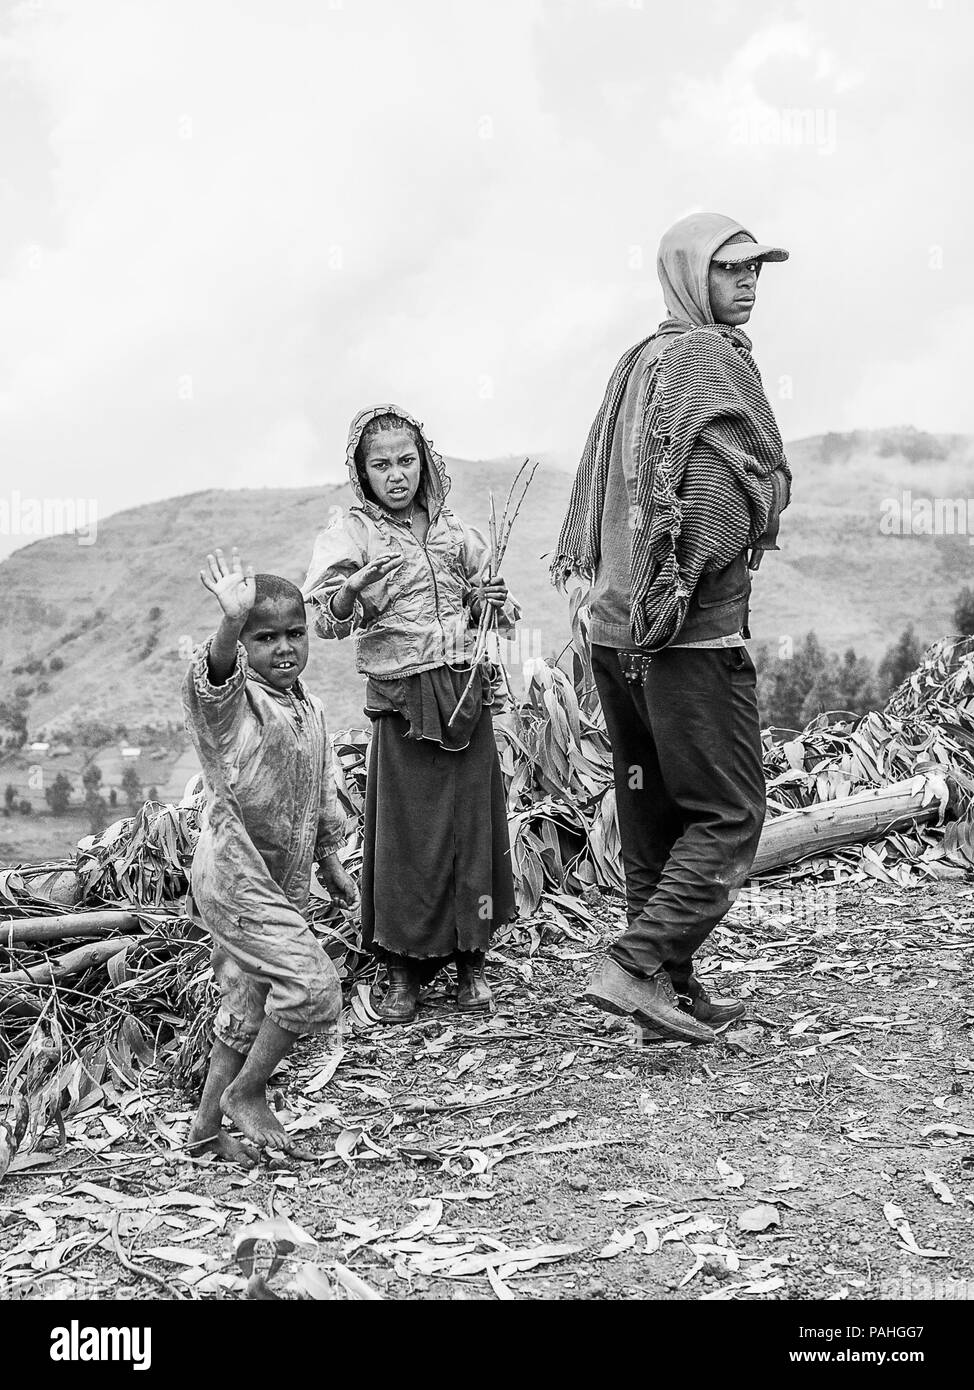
left=362, top=429, right=422, bottom=512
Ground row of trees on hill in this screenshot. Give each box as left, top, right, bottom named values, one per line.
left=753, top=627, right=921, bottom=729
left=754, top=587, right=974, bottom=730
left=3, top=767, right=158, bottom=834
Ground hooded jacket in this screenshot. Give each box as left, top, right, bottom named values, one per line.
left=553, top=212, right=790, bottom=649
left=302, top=405, right=520, bottom=680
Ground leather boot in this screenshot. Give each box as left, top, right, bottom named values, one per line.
left=583, top=957, right=716, bottom=1044
left=637, top=975, right=745, bottom=1040
left=373, top=959, right=422, bottom=1024
left=456, top=952, right=492, bottom=1012
left=682, top=976, right=745, bottom=1029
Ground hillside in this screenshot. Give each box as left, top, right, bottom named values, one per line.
left=0, top=459, right=573, bottom=741
left=1, top=426, right=972, bottom=743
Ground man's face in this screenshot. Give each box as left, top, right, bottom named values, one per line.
left=708, top=236, right=761, bottom=326
left=241, top=597, right=309, bottom=691
left=362, top=429, right=423, bottom=512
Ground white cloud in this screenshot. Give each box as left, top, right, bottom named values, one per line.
left=0, top=0, right=971, bottom=557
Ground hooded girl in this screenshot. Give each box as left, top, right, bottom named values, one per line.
left=303, top=406, right=519, bottom=1022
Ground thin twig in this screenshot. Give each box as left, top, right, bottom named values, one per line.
left=448, top=458, right=540, bottom=727
left=496, top=459, right=540, bottom=568
left=449, top=607, right=494, bottom=728
left=109, top=1211, right=188, bottom=1300
left=497, top=456, right=534, bottom=539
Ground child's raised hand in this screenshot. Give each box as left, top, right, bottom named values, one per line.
left=347, top=551, right=404, bottom=594
left=200, top=547, right=256, bottom=624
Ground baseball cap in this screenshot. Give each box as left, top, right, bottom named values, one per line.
left=713, top=237, right=789, bottom=265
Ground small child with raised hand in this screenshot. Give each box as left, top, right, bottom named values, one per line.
left=183, top=546, right=358, bottom=1162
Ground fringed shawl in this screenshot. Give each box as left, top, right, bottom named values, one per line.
left=550, top=322, right=791, bottom=650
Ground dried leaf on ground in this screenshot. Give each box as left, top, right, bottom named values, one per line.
left=923, top=1170, right=955, bottom=1205
left=881, top=1201, right=949, bottom=1258
left=738, top=1204, right=780, bottom=1233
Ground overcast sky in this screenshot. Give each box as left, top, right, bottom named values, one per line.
left=1, top=0, right=971, bottom=557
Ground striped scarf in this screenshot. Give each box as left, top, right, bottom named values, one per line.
left=551, top=322, right=790, bottom=650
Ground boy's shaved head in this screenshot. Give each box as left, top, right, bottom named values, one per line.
left=242, top=574, right=306, bottom=639
left=253, top=573, right=305, bottom=611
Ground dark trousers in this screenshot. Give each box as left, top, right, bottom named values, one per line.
left=591, top=643, right=766, bottom=989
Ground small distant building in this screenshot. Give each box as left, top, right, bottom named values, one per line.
left=120, top=746, right=141, bottom=759
left=28, top=741, right=50, bottom=754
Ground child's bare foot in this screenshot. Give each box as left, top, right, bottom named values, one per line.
left=265, top=1139, right=317, bottom=1165
left=185, top=1121, right=256, bottom=1167
left=220, top=1082, right=290, bottom=1152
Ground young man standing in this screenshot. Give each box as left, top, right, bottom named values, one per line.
left=552, top=211, right=792, bottom=1044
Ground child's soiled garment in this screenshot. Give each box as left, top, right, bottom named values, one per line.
left=301, top=402, right=520, bottom=679
left=182, top=640, right=346, bottom=1051
left=303, top=404, right=520, bottom=965
left=360, top=665, right=516, bottom=959
left=363, top=662, right=498, bottom=752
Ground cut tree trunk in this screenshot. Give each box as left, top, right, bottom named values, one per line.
left=0, top=936, right=141, bottom=988
left=751, top=776, right=945, bottom=876
left=0, top=910, right=139, bottom=947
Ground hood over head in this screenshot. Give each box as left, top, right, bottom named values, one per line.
left=345, top=404, right=450, bottom=521
left=656, top=212, right=788, bottom=330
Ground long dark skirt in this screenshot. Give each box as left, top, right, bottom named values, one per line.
left=361, top=708, right=516, bottom=960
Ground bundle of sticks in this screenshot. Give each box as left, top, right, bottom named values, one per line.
left=448, top=457, right=540, bottom=727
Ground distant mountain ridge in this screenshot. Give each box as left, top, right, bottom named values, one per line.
left=1, top=426, right=971, bottom=740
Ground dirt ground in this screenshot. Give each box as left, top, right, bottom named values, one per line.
left=2, top=877, right=973, bottom=1302
left=0, top=809, right=93, bottom=868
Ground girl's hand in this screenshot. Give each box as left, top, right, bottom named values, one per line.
left=200, top=548, right=255, bottom=624
left=347, top=551, right=403, bottom=594
left=471, top=575, right=508, bottom=619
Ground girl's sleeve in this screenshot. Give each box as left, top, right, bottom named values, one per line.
left=460, top=522, right=520, bottom=632
left=180, top=637, right=249, bottom=756
left=314, top=717, right=347, bottom=857
left=302, top=514, right=374, bottom=640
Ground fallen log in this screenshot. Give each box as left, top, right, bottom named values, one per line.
left=0, top=936, right=142, bottom=989
left=751, top=774, right=948, bottom=876
left=0, top=910, right=139, bottom=948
